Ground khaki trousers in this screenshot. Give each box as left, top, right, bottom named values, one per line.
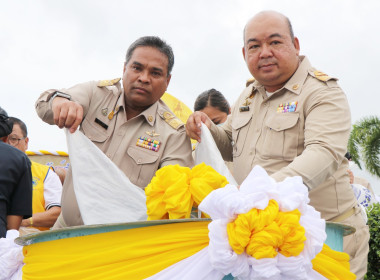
left=342, top=205, right=370, bottom=280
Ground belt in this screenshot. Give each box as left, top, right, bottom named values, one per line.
left=330, top=207, right=356, bottom=223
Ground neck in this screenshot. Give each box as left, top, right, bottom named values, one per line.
left=125, top=104, right=151, bottom=121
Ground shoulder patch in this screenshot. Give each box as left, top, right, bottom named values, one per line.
left=311, top=71, right=336, bottom=82
left=246, top=77, right=255, bottom=87
left=162, top=111, right=184, bottom=130
left=97, top=78, right=121, bottom=87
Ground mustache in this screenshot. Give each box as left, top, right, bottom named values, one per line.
left=258, top=60, right=277, bottom=68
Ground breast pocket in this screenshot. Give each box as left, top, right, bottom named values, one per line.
left=127, top=146, right=159, bottom=188
left=262, top=113, right=300, bottom=161
left=81, top=118, right=109, bottom=149
left=231, top=114, right=252, bottom=158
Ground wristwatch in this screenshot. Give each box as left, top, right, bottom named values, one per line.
left=51, top=91, right=71, bottom=101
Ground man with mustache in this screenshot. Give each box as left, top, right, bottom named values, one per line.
left=186, top=11, right=369, bottom=279
left=36, top=36, right=194, bottom=228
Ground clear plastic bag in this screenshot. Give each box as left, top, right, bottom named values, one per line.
left=194, top=124, right=237, bottom=186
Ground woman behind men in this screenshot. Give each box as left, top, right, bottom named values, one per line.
left=194, top=88, right=230, bottom=125
left=193, top=89, right=233, bottom=173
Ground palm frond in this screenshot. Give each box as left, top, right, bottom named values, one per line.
left=348, top=116, right=380, bottom=178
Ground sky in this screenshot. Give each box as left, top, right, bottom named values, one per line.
left=1, top=0, right=380, bottom=192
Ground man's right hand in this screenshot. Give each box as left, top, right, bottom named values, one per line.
left=52, top=97, right=83, bottom=133
left=185, top=111, right=212, bottom=143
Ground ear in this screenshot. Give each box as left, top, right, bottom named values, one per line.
left=1, top=136, right=7, bottom=143
left=166, top=74, right=171, bottom=88
left=242, top=46, right=246, bottom=60
left=123, top=62, right=127, bottom=75
left=293, top=37, right=300, bottom=55
left=25, top=137, right=29, bottom=151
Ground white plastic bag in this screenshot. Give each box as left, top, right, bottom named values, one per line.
left=0, top=230, right=23, bottom=280
left=65, top=129, right=147, bottom=225
left=194, top=123, right=237, bottom=185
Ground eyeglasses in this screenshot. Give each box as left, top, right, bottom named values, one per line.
left=8, top=135, right=26, bottom=146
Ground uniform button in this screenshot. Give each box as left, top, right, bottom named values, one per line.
left=107, top=154, right=111, bottom=158
left=148, top=115, right=153, bottom=122
left=88, top=136, right=92, bottom=140
left=137, top=159, right=142, bottom=163
left=292, top=84, right=299, bottom=90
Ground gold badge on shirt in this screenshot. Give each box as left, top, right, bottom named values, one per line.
left=146, top=130, right=160, bottom=137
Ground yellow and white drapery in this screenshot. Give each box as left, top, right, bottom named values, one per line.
left=145, top=165, right=355, bottom=280
left=20, top=165, right=355, bottom=280
left=17, top=124, right=355, bottom=279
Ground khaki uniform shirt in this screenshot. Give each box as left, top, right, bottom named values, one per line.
left=210, top=56, right=357, bottom=220
left=35, top=79, right=194, bottom=226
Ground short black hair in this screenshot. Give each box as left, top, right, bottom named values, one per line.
left=9, top=117, right=28, bottom=137
left=345, top=152, right=352, bottom=161
left=125, top=36, right=174, bottom=76
left=194, top=89, right=230, bottom=114
left=0, top=107, right=13, bottom=137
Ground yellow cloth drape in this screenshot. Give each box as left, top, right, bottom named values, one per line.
left=312, top=244, right=355, bottom=280
left=22, top=222, right=210, bottom=280
left=22, top=221, right=354, bottom=280
left=145, top=164, right=228, bottom=220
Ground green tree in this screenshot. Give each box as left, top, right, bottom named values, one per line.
left=348, top=116, right=380, bottom=178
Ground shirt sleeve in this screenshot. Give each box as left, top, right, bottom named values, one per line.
left=35, top=81, right=95, bottom=125
left=210, top=113, right=233, bottom=162
left=160, top=129, right=194, bottom=168
left=271, top=86, right=351, bottom=189
left=43, top=169, right=62, bottom=210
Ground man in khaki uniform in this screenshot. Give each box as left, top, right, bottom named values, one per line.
left=36, top=36, right=194, bottom=228
left=186, top=11, right=369, bottom=279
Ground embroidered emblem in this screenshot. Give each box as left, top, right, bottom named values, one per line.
left=277, top=101, right=298, bottom=113
left=313, top=71, right=330, bottom=82
left=97, top=78, right=121, bottom=87
left=101, top=108, right=108, bottom=116
left=246, top=77, right=255, bottom=87
left=162, top=111, right=183, bottom=130
left=239, top=94, right=255, bottom=112
left=242, top=99, right=251, bottom=106
left=136, top=137, right=161, bottom=152
left=146, top=130, right=160, bottom=137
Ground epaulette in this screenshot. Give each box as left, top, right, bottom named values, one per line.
left=161, top=111, right=184, bottom=130
left=97, top=78, right=121, bottom=87
left=310, top=70, right=336, bottom=82
left=246, top=77, right=255, bottom=87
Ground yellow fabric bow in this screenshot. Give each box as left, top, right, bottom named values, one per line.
left=227, top=199, right=306, bottom=259
left=145, top=163, right=228, bottom=220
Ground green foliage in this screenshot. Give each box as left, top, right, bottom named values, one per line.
left=348, top=116, right=380, bottom=178
left=365, top=203, right=380, bottom=280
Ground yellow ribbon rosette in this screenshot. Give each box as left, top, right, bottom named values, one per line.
left=145, top=163, right=228, bottom=220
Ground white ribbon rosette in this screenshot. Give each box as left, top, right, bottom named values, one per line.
left=199, top=165, right=328, bottom=280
